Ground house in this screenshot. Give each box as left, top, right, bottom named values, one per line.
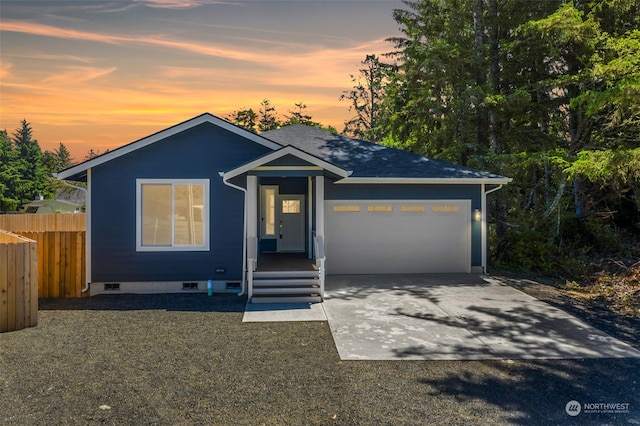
left=56, top=113, right=511, bottom=302
left=24, top=196, right=83, bottom=214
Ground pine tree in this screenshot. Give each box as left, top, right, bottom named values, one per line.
left=12, top=119, right=48, bottom=206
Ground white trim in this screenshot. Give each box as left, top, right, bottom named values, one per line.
left=135, top=178, right=210, bottom=252
left=86, top=168, right=92, bottom=287
left=246, top=176, right=258, bottom=241
left=307, top=177, right=313, bottom=257
left=337, top=177, right=513, bottom=185
left=57, top=113, right=282, bottom=180
left=222, top=145, right=351, bottom=181
left=253, top=166, right=322, bottom=171
left=481, top=183, right=487, bottom=273
left=315, top=177, right=325, bottom=239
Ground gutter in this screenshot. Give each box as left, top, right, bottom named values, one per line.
left=485, top=184, right=503, bottom=196
left=60, top=178, right=91, bottom=294
left=219, top=172, right=247, bottom=296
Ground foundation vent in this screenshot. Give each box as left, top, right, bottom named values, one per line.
left=182, top=282, right=199, bottom=290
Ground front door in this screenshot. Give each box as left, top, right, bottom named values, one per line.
left=277, top=194, right=305, bottom=252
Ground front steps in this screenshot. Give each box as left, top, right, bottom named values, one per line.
left=250, top=270, right=322, bottom=303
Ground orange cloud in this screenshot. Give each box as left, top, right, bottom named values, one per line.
left=1, top=8, right=399, bottom=161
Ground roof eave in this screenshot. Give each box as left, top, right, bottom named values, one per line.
left=336, top=177, right=513, bottom=185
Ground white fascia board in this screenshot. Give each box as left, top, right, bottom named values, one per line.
left=222, top=145, right=351, bottom=181
left=56, top=113, right=282, bottom=180
left=253, top=166, right=323, bottom=171
left=336, top=177, right=513, bottom=185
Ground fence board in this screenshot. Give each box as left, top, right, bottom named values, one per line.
left=0, top=244, right=8, bottom=331
left=29, top=241, right=38, bottom=326
left=7, top=243, right=16, bottom=331
left=53, top=232, right=60, bottom=298
left=15, top=243, right=25, bottom=330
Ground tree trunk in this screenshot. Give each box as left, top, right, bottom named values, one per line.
left=487, top=0, right=500, bottom=154
left=473, top=0, right=488, bottom=148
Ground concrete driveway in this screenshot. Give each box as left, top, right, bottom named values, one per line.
left=322, top=274, right=640, bottom=361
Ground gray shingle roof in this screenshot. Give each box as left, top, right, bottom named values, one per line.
left=262, top=125, right=508, bottom=181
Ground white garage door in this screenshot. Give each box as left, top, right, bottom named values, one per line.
left=325, top=200, right=471, bottom=274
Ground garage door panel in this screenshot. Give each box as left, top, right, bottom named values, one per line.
left=326, top=200, right=470, bottom=274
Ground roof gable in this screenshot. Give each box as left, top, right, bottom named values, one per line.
left=222, top=145, right=351, bottom=181
left=56, top=113, right=281, bottom=181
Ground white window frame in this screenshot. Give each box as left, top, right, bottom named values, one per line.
left=136, top=178, right=210, bottom=252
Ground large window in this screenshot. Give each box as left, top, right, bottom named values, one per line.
left=136, top=179, right=209, bottom=251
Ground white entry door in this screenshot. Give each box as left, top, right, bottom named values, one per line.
left=278, top=194, right=305, bottom=252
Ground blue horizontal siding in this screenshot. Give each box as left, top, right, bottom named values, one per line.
left=91, top=122, right=271, bottom=283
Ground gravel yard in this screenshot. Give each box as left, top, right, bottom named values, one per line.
left=2, top=292, right=639, bottom=425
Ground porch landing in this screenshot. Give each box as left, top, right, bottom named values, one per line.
left=255, top=253, right=317, bottom=271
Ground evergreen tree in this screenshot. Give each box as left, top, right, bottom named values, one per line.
left=379, top=0, right=640, bottom=271
left=285, top=102, right=315, bottom=126
left=226, top=108, right=258, bottom=133
left=0, top=130, right=20, bottom=211
left=341, top=54, right=393, bottom=143
left=257, top=99, right=281, bottom=132
left=12, top=119, right=49, bottom=206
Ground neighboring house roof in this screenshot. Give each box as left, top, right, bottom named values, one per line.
left=24, top=199, right=82, bottom=214
left=56, top=113, right=511, bottom=185
left=262, top=125, right=511, bottom=184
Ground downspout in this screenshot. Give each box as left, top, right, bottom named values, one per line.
left=481, top=184, right=503, bottom=274
left=219, top=172, right=248, bottom=296
left=60, top=178, right=91, bottom=293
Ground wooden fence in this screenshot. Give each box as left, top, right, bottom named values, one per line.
left=0, top=213, right=85, bottom=232
left=0, top=230, right=38, bottom=332
left=0, top=214, right=86, bottom=299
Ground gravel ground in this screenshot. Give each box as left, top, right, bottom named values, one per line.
left=1, top=291, right=639, bottom=425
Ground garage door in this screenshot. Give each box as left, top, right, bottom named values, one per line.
left=325, top=200, right=471, bottom=274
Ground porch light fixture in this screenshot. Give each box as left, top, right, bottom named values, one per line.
left=474, top=209, right=482, bottom=222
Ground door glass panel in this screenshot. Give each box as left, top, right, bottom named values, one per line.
left=282, top=199, right=301, bottom=214
left=265, top=188, right=276, bottom=235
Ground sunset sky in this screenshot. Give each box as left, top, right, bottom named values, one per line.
left=0, top=0, right=404, bottom=161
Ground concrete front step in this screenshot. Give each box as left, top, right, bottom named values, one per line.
left=251, top=295, right=322, bottom=304
left=250, top=270, right=322, bottom=303
left=253, top=278, right=319, bottom=287
left=253, top=270, right=319, bottom=279
left=253, top=287, right=319, bottom=296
